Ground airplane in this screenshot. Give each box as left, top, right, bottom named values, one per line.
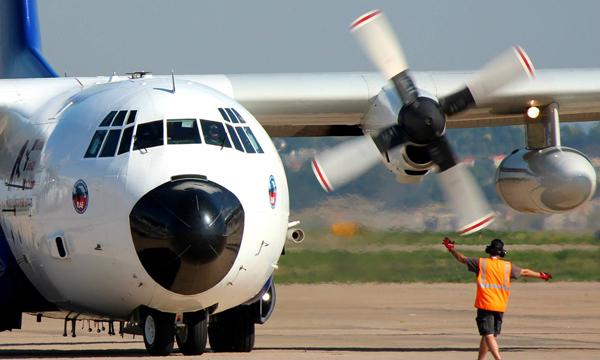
left=0, top=0, right=598, bottom=356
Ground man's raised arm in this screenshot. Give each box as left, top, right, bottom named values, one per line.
left=443, top=237, right=467, bottom=264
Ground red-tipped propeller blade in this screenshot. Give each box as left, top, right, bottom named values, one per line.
left=311, top=136, right=382, bottom=192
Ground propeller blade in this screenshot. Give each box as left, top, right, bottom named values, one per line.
left=426, top=136, right=457, bottom=172
left=426, top=136, right=494, bottom=235
left=351, top=10, right=418, bottom=105
left=312, top=136, right=382, bottom=192
left=440, top=46, right=535, bottom=115
left=437, top=163, right=495, bottom=235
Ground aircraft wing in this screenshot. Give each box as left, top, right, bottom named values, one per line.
left=1, top=69, right=599, bottom=138
left=187, top=69, right=600, bottom=137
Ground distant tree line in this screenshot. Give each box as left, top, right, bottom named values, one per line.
left=280, top=123, right=600, bottom=211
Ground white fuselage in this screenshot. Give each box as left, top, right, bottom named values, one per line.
left=0, top=77, right=289, bottom=318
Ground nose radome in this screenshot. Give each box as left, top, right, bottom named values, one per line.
left=130, top=178, right=244, bottom=295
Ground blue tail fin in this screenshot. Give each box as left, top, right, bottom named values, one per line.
left=0, top=0, right=58, bottom=78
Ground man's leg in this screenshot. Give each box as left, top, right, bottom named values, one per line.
left=483, top=334, right=501, bottom=360
left=478, top=336, right=489, bottom=360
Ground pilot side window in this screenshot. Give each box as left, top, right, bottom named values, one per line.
left=225, top=124, right=244, bottom=152
left=133, top=120, right=164, bottom=150
left=243, top=127, right=264, bottom=153
left=99, top=111, right=116, bottom=127
left=231, top=108, right=247, bottom=123
left=218, top=108, right=231, bottom=122
left=225, top=108, right=239, bottom=124
left=117, top=126, right=134, bottom=155
left=99, top=129, right=122, bottom=157
left=111, top=110, right=128, bottom=126
left=201, top=120, right=231, bottom=148
left=84, top=130, right=108, bottom=158
left=167, top=119, right=201, bottom=144
left=126, top=110, right=137, bottom=125
left=235, top=127, right=255, bottom=153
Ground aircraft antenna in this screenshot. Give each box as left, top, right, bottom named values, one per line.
left=171, top=69, right=176, bottom=93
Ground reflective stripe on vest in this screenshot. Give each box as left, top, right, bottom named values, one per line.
left=474, top=258, right=512, bottom=312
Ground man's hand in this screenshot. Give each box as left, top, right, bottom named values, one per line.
left=443, top=237, right=455, bottom=251
left=539, top=272, right=553, bottom=281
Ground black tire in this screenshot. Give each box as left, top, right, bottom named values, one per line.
left=208, top=306, right=255, bottom=352
left=176, top=312, right=208, bottom=355
left=143, top=311, right=175, bottom=356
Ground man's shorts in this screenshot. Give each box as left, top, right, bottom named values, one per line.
left=476, top=308, right=504, bottom=336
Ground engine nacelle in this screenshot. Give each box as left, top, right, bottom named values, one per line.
left=496, top=147, right=597, bottom=213
left=361, top=83, right=437, bottom=184
left=384, top=143, right=433, bottom=184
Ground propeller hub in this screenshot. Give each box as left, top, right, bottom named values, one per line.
left=399, top=97, right=446, bottom=144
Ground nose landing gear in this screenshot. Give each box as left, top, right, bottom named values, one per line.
left=175, top=311, right=208, bottom=356
left=142, top=310, right=176, bottom=356
left=140, top=308, right=208, bottom=356
left=208, top=305, right=255, bottom=352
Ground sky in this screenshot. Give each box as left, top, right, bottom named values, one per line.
left=38, top=0, right=600, bottom=77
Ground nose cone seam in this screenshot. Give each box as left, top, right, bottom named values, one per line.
left=130, top=179, right=244, bottom=295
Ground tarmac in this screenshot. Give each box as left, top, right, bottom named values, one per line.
left=0, top=283, right=598, bottom=359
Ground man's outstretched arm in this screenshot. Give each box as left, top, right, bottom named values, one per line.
left=521, top=268, right=553, bottom=281
left=443, top=237, right=467, bottom=264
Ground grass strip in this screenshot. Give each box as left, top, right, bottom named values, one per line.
left=276, top=249, right=600, bottom=283
left=298, top=230, right=600, bottom=249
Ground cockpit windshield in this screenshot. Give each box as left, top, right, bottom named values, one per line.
left=201, top=120, right=231, bottom=148
left=167, top=119, right=201, bottom=145
left=133, top=120, right=163, bottom=150
left=84, top=108, right=264, bottom=158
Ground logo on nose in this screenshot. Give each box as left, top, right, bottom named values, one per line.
left=72, top=179, right=89, bottom=214
left=268, top=175, right=277, bottom=208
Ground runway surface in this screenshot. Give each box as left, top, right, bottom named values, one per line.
left=0, top=283, right=598, bottom=359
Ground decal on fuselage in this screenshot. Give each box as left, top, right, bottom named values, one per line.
left=1, top=198, right=33, bottom=215
left=6, top=139, right=44, bottom=190
left=72, top=180, right=89, bottom=214
left=268, top=175, right=277, bottom=208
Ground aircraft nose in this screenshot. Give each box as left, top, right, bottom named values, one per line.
left=130, top=178, right=244, bottom=295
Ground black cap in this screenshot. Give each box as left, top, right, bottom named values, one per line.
left=485, top=238, right=507, bottom=257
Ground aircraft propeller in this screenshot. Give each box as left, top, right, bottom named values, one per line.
left=311, top=10, right=535, bottom=235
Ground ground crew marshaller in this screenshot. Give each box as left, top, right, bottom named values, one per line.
left=443, top=238, right=552, bottom=360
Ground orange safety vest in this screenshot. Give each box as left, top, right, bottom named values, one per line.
left=474, top=257, right=512, bottom=312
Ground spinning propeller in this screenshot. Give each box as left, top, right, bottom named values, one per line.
left=311, top=10, right=535, bottom=235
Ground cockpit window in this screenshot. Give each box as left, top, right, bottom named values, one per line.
left=218, top=108, right=230, bottom=122
left=99, top=111, right=116, bottom=127
left=118, top=126, right=134, bottom=155
left=232, top=108, right=246, bottom=124
left=126, top=110, right=137, bottom=125
left=243, top=127, right=264, bottom=153
left=111, top=110, right=128, bottom=126
left=84, top=130, right=108, bottom=158
left=225, top=108, right=239, bottom=124
left=133, top=120, right=164, bottom=150
left=85, top=110, right=139, bottom=158
left=167, top=119, right=201, bottom=145
left=201, top=120, right=231, bottom=148
left=235, top=127, right=255, bottom=153
left=225, top=124, right=244, bottom=152
left=99, top=129, right=122, bottom=157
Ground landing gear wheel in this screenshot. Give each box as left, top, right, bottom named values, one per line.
left=143, top=311, right=175, bottom=356
left=176, top=312, right=208, bottom=355
left=209, top=306, right=255, bottom=352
